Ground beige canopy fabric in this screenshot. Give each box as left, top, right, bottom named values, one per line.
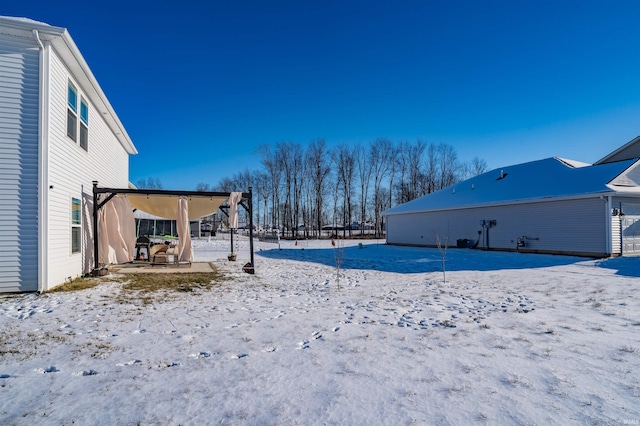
left=176, top=196, right=193, bottom=263
left=228, top=191, right=243, bottom=229
left=82, top=192, right=94, bottom=275
left=128, top=194, right=227, bottom=220
left=98, top=195, right=136, bottom=265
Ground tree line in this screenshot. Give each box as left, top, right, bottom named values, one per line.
left=143, top=138, right=488, bottom=238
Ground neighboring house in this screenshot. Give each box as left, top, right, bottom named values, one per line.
left=383, top=136, right=640, bottom=257
left=134, top=210, right=201, bottom=240
left=0, top=17, right=137, bottom=292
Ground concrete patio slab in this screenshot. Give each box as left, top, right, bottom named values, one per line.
left=111, top=262, right=217, bottom=274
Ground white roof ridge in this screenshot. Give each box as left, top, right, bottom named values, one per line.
left=555, top=157, right=590, bottom=168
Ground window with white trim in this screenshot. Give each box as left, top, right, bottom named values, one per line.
left=79, top=97, right=89, bottom=151
left=67, top=82, right=90, bottom=151
left=71, top=198, right=81, bottom=254
left=67, top=82, right=78, bottom=141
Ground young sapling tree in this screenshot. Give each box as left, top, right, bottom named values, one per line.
left=333, top=238, right=345, bottom=290
left=434, top=226, right=450, bottom=283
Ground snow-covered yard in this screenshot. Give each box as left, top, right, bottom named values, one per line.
left=1, top=238, right=639, bottom=425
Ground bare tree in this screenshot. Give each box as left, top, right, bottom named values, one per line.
left=136, top=177, right=163, bottom=189
left=292, top=144, right=305, bottom=237
left=276, top=142, right=294, bottom=236
left=331, top=144, right=356, bottom=237
left=423, top=143, right=437, bottom=195
left=252, top=171, right=270, bottom=231
left=370, top=138, right=394, bottom=238
left=396, top=141, right=410, bottom=204
left=307, top=139, right=331, bottom=237
left=408, top=139, right=426, bottom=200
left=256, top=144, right=283, bottom=231
left=196, top=182, right=210, bottom=192
left=387, top=143, right=399, bottom=213
left=204, top=139, right=489, bottom=239
left=215, top=177, right=235, bottom=192
left=355, top=144, right=372, bottom=234
left=437, top=143, right=459, bottom=190
left=471, top=156, right=488, bottom=176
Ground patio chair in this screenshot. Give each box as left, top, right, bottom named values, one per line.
left=150, top=244, right=169, bottom=264
left=169, top=245, right=179, bottom=265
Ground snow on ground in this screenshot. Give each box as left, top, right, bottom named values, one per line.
left=1, top=236, right=639, bottom=425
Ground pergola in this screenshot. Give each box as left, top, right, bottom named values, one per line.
left=92, top=181, right=254, bottom=273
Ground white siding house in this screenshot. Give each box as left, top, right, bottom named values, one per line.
left=0, top=17, right=137, bottom=292
left=383, top=138, right=640, bottom=258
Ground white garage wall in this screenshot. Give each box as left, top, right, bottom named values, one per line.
left=386, top=197, right=607, bottom=257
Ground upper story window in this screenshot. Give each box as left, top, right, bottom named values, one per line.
left=79, top=97, right=89, bottom=151
left=80, top=98, right=88, bottom=124
left=68, top=83, right=77, bottom=113
left=67, top=82, right=78, bottom=141
left=67, top=82, right=89, bottom=151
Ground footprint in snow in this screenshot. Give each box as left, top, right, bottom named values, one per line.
left=116, top=359, right=142, bottom=367
left=36, top=366, right=59, bottom=374
left=297, top=340, right=310, bottom=350
left=0, top=374, right=10, bottom=379
left=231, top=353, right=249, bottom=359
left=262, top=347, right=276, bottom=353
left=73, top=370, right=98, bottom=377
left=132, top=329, right=146, bottom=334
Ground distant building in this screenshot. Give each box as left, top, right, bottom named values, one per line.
left=134, top=210, right=201, bottom=240
left=0, top=17, right=137, bottom=292
left=383, top=136, right=640, bottom=257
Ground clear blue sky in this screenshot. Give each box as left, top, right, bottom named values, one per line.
left=5, top=0, right=640, bottom=190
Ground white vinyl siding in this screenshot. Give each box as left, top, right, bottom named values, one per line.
left=611, top=214, right=622, bottom=255
left=0, top=34, right=40, bottom=292
left=45, top=48, right=130, bottom=289
left=386, top=197, right=607, bottom=257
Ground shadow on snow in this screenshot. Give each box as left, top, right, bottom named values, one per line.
left=256, top=243, right=589, bottom=274
left=595, top=256, right=640, bottom=278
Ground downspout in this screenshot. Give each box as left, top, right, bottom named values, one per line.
left=249, top=187, right=255, bottom=270
left=34, top=30, right=49, bottom=293
left=93, top=181, right=99, bottom=273
left=605, top=195, right=612, bottom=256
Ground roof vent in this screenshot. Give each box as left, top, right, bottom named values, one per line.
left=497, top=170, right=508, bottom=180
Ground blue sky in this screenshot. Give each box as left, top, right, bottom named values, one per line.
left=5, top=0, right=640, bottom=190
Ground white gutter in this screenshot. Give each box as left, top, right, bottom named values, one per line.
left=34, top=29, right=49, bottom=293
